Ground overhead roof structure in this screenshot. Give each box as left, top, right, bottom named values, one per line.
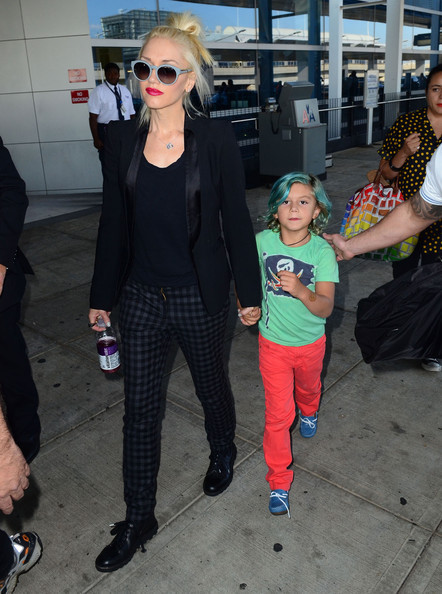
left=179, top=0, right=435, bottom=30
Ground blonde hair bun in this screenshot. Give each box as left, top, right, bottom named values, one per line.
left=167, top=12, right=204, bottom=39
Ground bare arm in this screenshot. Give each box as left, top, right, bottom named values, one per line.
left=278, top=273, right=335, bottom=318
left=323, top=191, right=442, bottom=261
left=381, top=132, right=421, bottom=180
left=0, top=409, right=30, bottom=514
left=0, top=264, right=6, bottom=296
left=89, top=113, right=104, bottom=151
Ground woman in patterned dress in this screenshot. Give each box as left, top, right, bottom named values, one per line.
left=377, top=64, right=442, bottom=371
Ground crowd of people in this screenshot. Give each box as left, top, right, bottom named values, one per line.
left=1, top=11, right=441, bottom=592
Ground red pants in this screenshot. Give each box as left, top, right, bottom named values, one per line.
left=259, top=333, right=326, bottom=490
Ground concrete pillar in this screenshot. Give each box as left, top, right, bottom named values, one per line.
left=415, top=60, right=426, bottom=76
left=384, top=0, right=404, bottom=96
left=297, top=59, right=309, bottom=82
left=258, top=0, right=274, bottom=102
left=308, top=0, right=322, bottom=98
left=366, top=57, right=375, bottom=71
left=430, top=10, right=441, bottom=69
left=384, top=0, right=404, bottom=127
left=328, top=0, right=343, bottom=139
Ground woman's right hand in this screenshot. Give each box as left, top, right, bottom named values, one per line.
left=88, top=309, right=111, bottom=331
left=402, top=132, right=420, bottom=157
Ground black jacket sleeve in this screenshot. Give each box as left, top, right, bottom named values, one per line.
left=0, top=137, right=28, bottom=270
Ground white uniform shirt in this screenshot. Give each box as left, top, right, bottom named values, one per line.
left=88, top=82, right=135, bottom=123
left=420, top=144, right=442, bottom=206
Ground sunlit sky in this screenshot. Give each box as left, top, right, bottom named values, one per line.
left=86, top=1, right=427, bottom=45
left=86, top=1, right=258, bottom=36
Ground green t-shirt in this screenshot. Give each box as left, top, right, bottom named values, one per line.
left=257, top=230, right=339, bottom=346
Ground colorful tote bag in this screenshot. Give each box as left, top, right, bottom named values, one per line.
left=340, top=170, right=419, bottom=261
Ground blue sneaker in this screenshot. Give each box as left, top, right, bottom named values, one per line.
left=269, top=490, right=290, bottom=517
left=299, top=413, right=318, bottom=438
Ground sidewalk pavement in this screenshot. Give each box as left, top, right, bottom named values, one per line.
left=1, top=143, right=441, bottom=594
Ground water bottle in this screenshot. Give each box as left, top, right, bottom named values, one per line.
left=96, top=320, right=121, bottom=374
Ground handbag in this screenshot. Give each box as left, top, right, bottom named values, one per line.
left=340, top=169, right=419, bottom=261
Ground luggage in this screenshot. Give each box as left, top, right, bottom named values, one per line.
left=355, top=263, right=442, bottom=363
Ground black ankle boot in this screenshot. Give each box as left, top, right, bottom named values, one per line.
left=203, top=444, right=237, bottom=497
left=95, top=516, right=158, bottom=572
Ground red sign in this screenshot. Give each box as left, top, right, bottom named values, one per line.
left=71, top=90, right=89, bottom=104
left=68, top=68, right=87, bottom=83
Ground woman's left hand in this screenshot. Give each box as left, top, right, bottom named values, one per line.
left=238, top=306, right=261, bottom=326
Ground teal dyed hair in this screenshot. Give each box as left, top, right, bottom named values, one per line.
left=265, top=171, right=332, bottom=234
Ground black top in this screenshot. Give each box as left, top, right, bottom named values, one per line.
left=90, top=116, right=261, bottom=315
left=130, top=153, right=197, bottom=286
left=0, top=137, right=33, bottom=312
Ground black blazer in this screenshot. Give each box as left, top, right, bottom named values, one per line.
left=0, top=138, right=33, bottom=313
left=90, top=116, right=261, bottom=315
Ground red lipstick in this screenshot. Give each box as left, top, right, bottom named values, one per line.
left=145, top=87, right=163, bottom=96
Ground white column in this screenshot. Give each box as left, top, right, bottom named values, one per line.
left=384, top=0, right=404, bottom=96
left=328, top=0, right=343, bottom=139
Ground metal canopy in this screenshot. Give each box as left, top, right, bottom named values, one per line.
left=179, top=0, right=433, bottom=29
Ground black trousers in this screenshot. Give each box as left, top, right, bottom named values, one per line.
left=97, top=123, right=108, bottom=174
left=0, top=303, right=40, bottom=462
left=119, top=281, right=235, bottom=522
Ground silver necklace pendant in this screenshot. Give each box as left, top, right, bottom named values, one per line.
left=166, top=142, right=174, bottom=150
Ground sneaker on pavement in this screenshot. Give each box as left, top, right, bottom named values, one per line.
left=0, top=532, right=42, bottom=594
left=421, top=358, right=441, bottom=372
left=269, top=489, right=290, bottom=517
left=299, top=412, right=318, bottom=438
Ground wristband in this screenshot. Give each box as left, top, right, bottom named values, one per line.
left=389, top=158, right=403, bottom=172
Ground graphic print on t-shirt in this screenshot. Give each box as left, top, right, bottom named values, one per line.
left=263, top=252, right=315, bottom=297
left=262, top=251, right=315, bottom=329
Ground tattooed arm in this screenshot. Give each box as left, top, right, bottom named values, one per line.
left=410, top=190, right=442, bottom=221
left=324, top=191, right=441, bottom=261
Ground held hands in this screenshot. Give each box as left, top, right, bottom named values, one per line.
left=0, top=439, right=30, bottom=515
left=402, top=133, right=420, bottom=157
left=322, top=233, right=355, bottom=261
left=235, top=292, right=261, bottom=326
left=237, top=306, right=261, bottom=326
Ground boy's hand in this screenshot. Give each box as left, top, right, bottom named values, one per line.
left=238, top=306, right=261, bottom=326
left=277, top=270, right=302, bottom=297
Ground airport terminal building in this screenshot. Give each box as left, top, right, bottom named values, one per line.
left=1, top=0, right=441, bottom=194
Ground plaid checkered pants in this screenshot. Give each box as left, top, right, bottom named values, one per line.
left=119, top=281, right=235, bottom=521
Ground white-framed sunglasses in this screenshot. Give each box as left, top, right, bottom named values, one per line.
left=131, top=60, right=192, bottom=85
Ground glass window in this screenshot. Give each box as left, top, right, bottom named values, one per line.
left=87, top=0, right=441, bottom=107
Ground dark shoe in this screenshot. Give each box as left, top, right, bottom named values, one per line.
left=95, top=516, right=158, bottom=573
left=203, top=444, right=237, bottom=497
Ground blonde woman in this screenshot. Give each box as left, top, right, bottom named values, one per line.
left=88, top=12, right=261, bottom=572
